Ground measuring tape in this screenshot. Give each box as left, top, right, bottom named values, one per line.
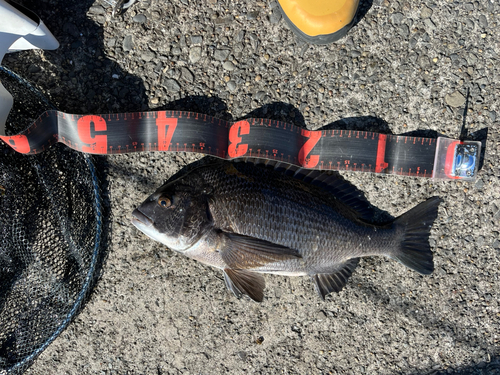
left=0, top=110, right=480, bottom=181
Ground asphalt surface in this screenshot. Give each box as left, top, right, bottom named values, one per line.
left=2, top=0, right=500, bottom=374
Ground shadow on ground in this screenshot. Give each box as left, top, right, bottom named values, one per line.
left=354, top=280, right=499, bottom=375
left=4, top=0, right=147, bottom=114
left=355, top=0, right=375, bottom=30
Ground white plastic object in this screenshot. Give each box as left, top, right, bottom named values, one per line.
left=0, top=0, right=59, bottom=134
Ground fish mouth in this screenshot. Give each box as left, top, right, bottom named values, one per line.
left=131, top=208, right=154, bottom=227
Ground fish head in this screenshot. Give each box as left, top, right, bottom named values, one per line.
left=131, top=176, right=212, bottom=252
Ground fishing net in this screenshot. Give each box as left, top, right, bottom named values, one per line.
left=0, top=66, right=105, bottom=375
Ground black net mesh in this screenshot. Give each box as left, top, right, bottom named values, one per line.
left=0, top=67, right=104, bottom=375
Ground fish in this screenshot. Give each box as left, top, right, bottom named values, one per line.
left=131, top=159, right=441, bottom=302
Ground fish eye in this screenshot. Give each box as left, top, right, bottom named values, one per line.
left=157, top=196, right=172, bottom=208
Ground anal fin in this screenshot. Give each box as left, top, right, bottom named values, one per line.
left=311, top=258, right=359, bottom=300
left=223, top=269, right=265, bottom=302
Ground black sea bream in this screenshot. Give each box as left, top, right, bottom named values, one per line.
left=132, top=160, right=441, bottom=302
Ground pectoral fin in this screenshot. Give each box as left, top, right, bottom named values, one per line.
left=219, top=232, right=302, bottom=269
left=223, top=269, right=265, bottom=302
left=311, top=258, right=359, bottom=299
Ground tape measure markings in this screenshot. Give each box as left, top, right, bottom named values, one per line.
left=0, top=109, right=480, bottom=180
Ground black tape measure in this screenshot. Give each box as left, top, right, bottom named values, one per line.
left=0, top=110, right=480, bottom=181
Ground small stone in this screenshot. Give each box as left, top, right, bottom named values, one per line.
left=123, top=35, right=134, bottom=52
left=214, top=49, right=230, bottom=61
left=89, top=5, right=105, bottom=14
left=163, top=79, right=181, bottom=92
left=132, top=14, right=147, bottom=23
left=474, top=178, right=484, bottom=190
left=223, top=76, right=230, bottom=82
left=424, top=18, right=436, bottom=32
left=247, top=11, right=259, bottom=20
left=409, top=38, right=416, bottom=49
left=233, top=43, right=244, bottom=53
left=488, top=111, right=496, bottom=122
left=141, top=51, right=155, bottom=62
left=479, top=15, right=488, bottom=28
left=222, top=61, right=236, bottom=71
left=493, top=209, right=500, bottom=222
left=214, top=15, right=234, bottom=25
left=171, top=47, right=182, bottom=55
left=95, top=15, right=105, bottom=24
left=317, top=311, right=327, bottom=321
left=227, top=80, right=237, bottom=92
left=417, top=55, right=431, bottom=69
left=390, top=13, right=404, bottom=24
left=398, top=24, right=410, bottom=37
left=181, top=67, right=194, bottom=83
left=269, top=1, right=279, bottom=10
left=248, top=33, right=259, bottom=50
left=493, top=239, right=500, bottom=250
left=269, top=8, right=282, bottom=24
left=255, top=75, right=262, bottom=82
left=445, top=91, right=466, bottom=108
left=254, top=91, right=266, bottom=100
left=27, top=64, right=41, bottom=73
left=150, top=97, right=159, bottom=105
left=235, top=30, right=245, bottom=43
left=420, top=6, right=433, bottom=18
left=189, top=47, right=202, bottom=63
left=237, top=351, right=247, bottom=361
left=190, top=35, right=203, bottom=45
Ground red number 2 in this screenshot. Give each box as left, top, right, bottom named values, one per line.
left=298, top=129, right=321, bottom=168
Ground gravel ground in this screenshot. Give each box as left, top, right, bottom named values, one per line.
left=2, top=0, right=500, bottom=374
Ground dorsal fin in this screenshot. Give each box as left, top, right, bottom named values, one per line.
left=234, top=157, right=376, bottom=222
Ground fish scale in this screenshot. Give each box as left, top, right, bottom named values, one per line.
left=132, top=159, right=441, bottom=302
left=209, top=170, right=367, bottom=263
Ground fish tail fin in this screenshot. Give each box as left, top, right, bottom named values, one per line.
left=391, top=197, right=442, bottom=275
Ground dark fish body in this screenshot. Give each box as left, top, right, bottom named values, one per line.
left=132, top=160, right=441, bottom=302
